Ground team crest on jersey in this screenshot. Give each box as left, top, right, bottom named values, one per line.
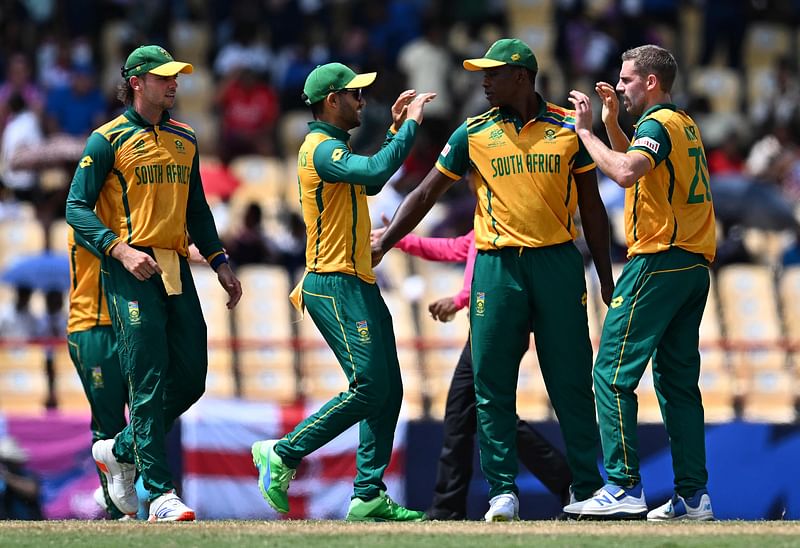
left=544, top=128, right=557, bottom=142
left=488, top=128, right=506, bottom=148
left=356, top=320, right=371, bottom=343
left=128, top=301, right=141, bottom=325
left=632, top=137, right=660, bottom=154
left=174, top=139, right=185, bottom=153
left=79, top=155, right=93, bottom=168
left=475, top=292, right=486, bottom=316
left=91, top=366, right=104, bottom=389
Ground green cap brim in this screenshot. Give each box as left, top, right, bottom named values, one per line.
left=149, top=61, right=194, bottom=76
left=463, top=58, right=506, bottom=71
left=345, top=72, right=377, bottom=89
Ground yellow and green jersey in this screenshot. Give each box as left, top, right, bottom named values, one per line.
left=436, top=96, right=595, bottom=250
left=67, top=227, right=110, bottom=334
left=66, top=107, right=224, bottom=262
left=626, top=104, right=716, bottom=262
left=297, top=119, right=418, bottom=283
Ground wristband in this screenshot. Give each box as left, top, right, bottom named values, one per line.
left=209, top=253, right=229, bottom=271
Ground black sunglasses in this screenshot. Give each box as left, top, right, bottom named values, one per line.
left=337, top=88, right=363, bottom=101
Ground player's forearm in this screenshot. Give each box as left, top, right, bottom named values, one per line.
left=317, top=120, right=418, bottom=188
left=577, top=128, right=638, bottom=187
left=380, top=170, right=453, bottom=253
left=65, top=198, right=119, bottom=255
left=604, top=121, right=630, bottom=154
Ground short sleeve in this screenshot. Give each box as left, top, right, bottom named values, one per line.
left=435, top=122, right=470, bottom=180
left=628, top=118, right=671, bottom=167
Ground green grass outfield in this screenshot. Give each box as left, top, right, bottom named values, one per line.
left=1, top=520, right=800, bottom=548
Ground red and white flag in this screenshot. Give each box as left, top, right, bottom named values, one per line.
left=181, top=398, right=407, bottom=519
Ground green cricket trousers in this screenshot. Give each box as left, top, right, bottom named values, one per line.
left=275, top=272, right=403, bottom=501
left=594, top=247, right=710, bottom=497
left=470, top=243, right=603, bottom=500
left=102, top=251, right=208, bottom=498
left=68, top=325, right=128, bottom=517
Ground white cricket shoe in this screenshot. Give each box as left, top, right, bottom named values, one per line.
left=647, top=490, right=714, bottom=521
left=148, top=491, right=196, bottom=522
left=484, top=492, right=520, bottom=522
left=562, top=483, right=647, bottom=519
left=92, top=439, right=138, bottom=515
left=94, top=485, right=136, bottom=520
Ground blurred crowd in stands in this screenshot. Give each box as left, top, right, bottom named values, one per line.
left=1, top=0, right=800, bottom=419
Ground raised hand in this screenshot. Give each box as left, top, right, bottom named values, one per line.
left=391, top=89, right=417, bottom=132
left=595, top=82, right=619, bottom=126
left=567, top=90, right=594, bottom=134
left=404, top=92, right=437, bottom=125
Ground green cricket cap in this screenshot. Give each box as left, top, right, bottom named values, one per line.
left=463, top=38, right=538, bottom=72
left=302, top=62, right=376, bottom=105
left=122, top=45, right=193, bottom=79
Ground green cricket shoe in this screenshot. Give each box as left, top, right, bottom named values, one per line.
left=345, top=491, right=427, bottom=522
left=251, top=439, right=296, bottom=514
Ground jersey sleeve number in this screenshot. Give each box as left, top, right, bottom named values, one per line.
left=687, top=146, right=711, bottom=204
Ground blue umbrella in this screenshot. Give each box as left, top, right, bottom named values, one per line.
left=1, top=252, right=71, bottom=292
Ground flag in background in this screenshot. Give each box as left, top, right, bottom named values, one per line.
left=181, top=398, right=407, bottom=519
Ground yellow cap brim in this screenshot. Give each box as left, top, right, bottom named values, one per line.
left=463, top=58, right=506, bottom=71
left=345, top=72, right=377, bottom=89
left=149, top=61, right=194, bottom=76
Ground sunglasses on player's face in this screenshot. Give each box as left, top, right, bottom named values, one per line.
left=337, top=88, right=363, bottom=101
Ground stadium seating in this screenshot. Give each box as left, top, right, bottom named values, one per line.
left=48, top=219, right=70, bottom=254
left=238, top=348, right=297, bottom=404
left=0, top=219, right=46, bottom=271
left=0, top=346, right=48, bottom=413
left=168, top=21, right=212, bottom=66
left=52, top=344, right=90, bottom=413
left=779, top=266, right=800, bottom=348
left=688, top=67, right=742, bottom=114
left=744, top=23, right=792, bottom=70
left=732, top=349, right=795, bottom=423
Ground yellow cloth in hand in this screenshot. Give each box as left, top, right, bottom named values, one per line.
left=153, top=248, right=182, bottom=295
left=289, top=271, right=308, bottom=317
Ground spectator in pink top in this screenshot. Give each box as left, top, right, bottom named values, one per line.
left=372, top=218, right=572, bottom=520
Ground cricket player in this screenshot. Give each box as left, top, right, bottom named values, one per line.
left=373, top=38, right=613, bottom=521
left=563, top=44, right=716, bottom=520
left=66, top=44, right=242, bottom=522
left=251, top=62, right=435, bottom=521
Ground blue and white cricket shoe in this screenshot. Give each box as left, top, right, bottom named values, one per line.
left=562, top=483, right=647, bottom=519
left=647, top=489, right=714, bottom=521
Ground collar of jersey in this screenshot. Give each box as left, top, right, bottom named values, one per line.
left=634, top=103, right=677, bottom=127
left=124, top=106, right=171, bottom=128
left=496, top=92, right=547, bottom=131
left=308, top=120, right=351, bottom=142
